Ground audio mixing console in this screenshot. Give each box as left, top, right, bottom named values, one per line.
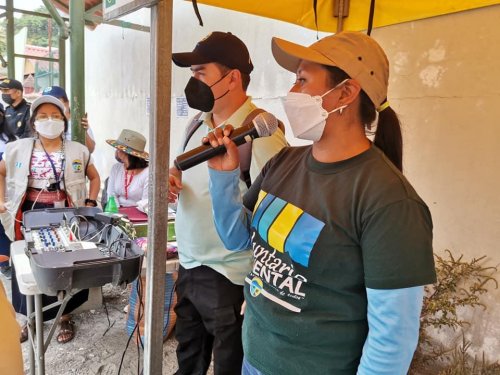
left=22, top=207, right=143, bottom=295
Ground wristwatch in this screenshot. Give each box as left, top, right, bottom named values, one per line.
left=85, top=199, right=98, bottom=207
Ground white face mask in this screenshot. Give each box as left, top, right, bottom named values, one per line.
left=283, top=79, right=349, bottom=141
left=35, top=119, right=65, bottom=139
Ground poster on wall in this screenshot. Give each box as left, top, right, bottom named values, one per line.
left=103, top=0, right=156, bottom=21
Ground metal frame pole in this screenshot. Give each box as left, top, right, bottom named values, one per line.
left=58, top=36, right=66, bottom=88
left=144, top=0, right=172, bottom=373
left=26, top=295, right=35, bottom=375
left=34, top=294, right=45, bottom=375
left=41, top=0, right=69, bottom=87
left=5, top=0, right=15, bottom=77
left=69, top=0, right=86, bottom=145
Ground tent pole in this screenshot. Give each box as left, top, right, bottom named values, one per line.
left=69, top=0, right=85, bottom=145
left=143, top=0, right=172, bottom=373
left=5, top=0, right=15, bottom=78
left=335, top=0, right=350, bottom=33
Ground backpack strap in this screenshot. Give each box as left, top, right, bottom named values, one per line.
left=238, top=109, right=265, bottom=188
left=182, top=112, right=204, bottom=151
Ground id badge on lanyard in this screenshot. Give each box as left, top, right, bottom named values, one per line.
left=43, top=145, right=66, bottom=208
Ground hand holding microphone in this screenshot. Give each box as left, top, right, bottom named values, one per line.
left=174, top=112, right=279, bottom=172
left=204, top=124, right=241, bottom=172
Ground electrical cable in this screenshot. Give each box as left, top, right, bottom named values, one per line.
left=117, top=256, right=144, bottom=375
left=101, top=299, right=115, bottom=337
left=136, top=270, right=144, bottom=374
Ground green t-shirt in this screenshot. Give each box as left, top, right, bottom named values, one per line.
left=242, top=145, right=436, bottom=374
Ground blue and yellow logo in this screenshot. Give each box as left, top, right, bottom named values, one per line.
left=252, top=191, right=325, bottom=267
left=72, top=159, right=83, bottom=173
left=249, top=277, right=263, bottom=297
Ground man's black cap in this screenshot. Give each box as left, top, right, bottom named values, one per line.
left=172, top=32, right=254, bottom=74
left=0, top=78, right=23, bottom=91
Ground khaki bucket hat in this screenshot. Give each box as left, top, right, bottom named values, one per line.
left=106, top=129, right=149, bottom=160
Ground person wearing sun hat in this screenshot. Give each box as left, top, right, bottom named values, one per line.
left=106, top=129, right=149, bottom=209
left=205, top=31, right=436, bottom=374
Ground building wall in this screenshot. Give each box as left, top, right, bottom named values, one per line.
left=83, top=9, right=151, bottom=180
left=83, top=1, right=500, bottom=358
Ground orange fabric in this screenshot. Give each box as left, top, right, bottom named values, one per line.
left=0, top=282, right=23, bottom=374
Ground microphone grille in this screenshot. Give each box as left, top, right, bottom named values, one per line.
left=253, top=112, right=279, bottom=137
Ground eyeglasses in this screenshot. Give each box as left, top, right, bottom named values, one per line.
left=35, top=114, right=64, bottom=121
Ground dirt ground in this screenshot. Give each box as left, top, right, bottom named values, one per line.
left=1, top=275, right=211, bottom=375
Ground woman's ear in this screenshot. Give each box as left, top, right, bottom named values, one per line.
left=339, top=79, right=362, bottom=106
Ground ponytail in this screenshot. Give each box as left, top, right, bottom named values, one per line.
left=373, top=106, right=403, bottom=172
left=325, top=65, right=403, bottom=172
left=359, top=90, right=403, bottom=172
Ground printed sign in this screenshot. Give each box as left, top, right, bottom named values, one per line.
left=176, top=97, right=189, bottom=117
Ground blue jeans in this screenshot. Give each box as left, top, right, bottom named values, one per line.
left=0, top=221, right=11, bottom=267
left=242, top=358, right=263, bottom=375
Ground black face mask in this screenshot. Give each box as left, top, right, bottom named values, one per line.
left=184, top=77, right=214, bottom=112
left=184, top=72, right=231, bottom=112
left=2, top=94, right=14, bottom=105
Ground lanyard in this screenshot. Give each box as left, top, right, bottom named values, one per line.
left=39, top=140, right=65, bottom=188
left=124, top=170, right=134, bottom=200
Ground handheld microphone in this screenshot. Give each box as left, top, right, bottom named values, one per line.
left=174, top=112, right=278, bottom=171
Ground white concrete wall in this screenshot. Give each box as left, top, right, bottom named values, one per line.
left=375, top=6, right=500, bottom=358
left=83, top=9, right=151, bottom=181
left=82, top=1, right=500, bottom=358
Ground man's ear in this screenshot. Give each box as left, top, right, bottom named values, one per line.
left=228, top=69, right=242, bottom=90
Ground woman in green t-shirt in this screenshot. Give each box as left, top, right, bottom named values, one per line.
left=206, top=32, right=436, bottom=375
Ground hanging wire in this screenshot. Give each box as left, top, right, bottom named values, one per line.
left=367, top=0, right=376, bottom=35
left=191, top=0, right=204, bottom=26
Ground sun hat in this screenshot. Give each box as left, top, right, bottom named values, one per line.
left=172, top=31, right=254, bottom=74
left=106, top=129, right=149, bottom=160
left=271, top=31, right=389, bottom=108
left=30, top=95, right=66, bottom=116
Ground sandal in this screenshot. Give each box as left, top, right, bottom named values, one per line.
left=20, top=324, right=29, bottom=343
left=57, top=318, right=75, bottom=344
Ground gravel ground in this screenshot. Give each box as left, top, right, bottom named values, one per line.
left=0, top=276, right=208, bottom=375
